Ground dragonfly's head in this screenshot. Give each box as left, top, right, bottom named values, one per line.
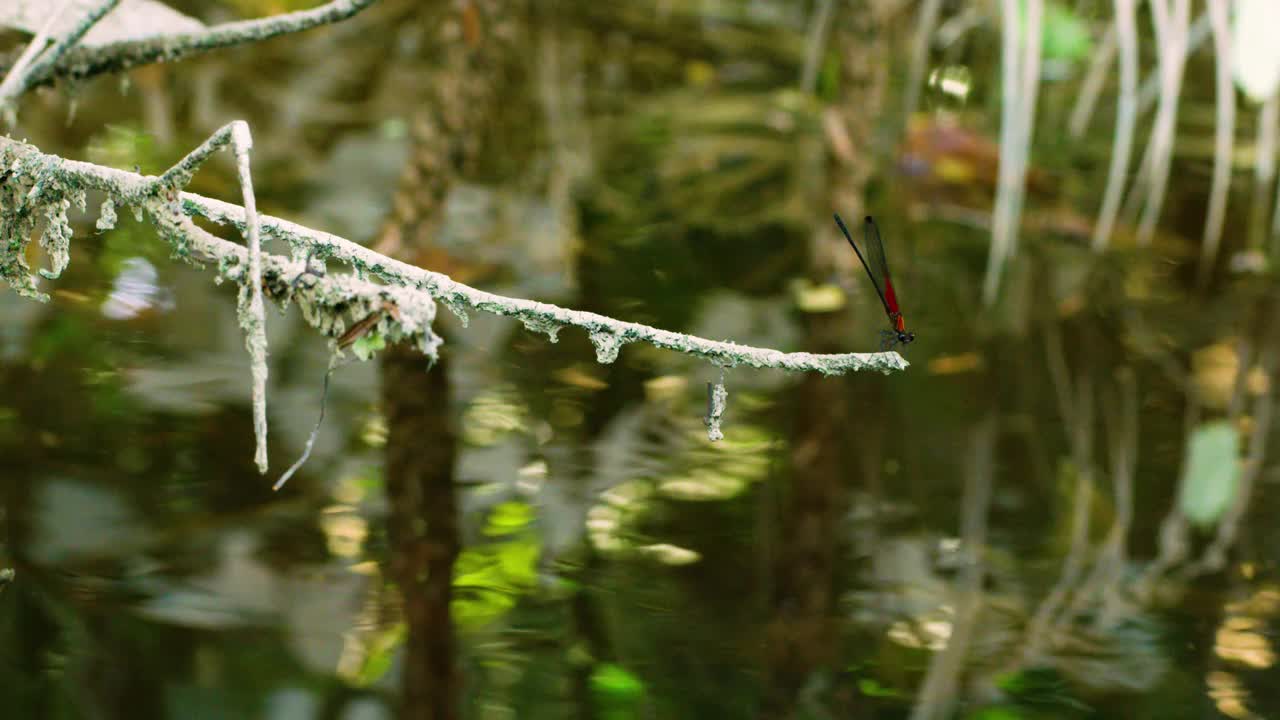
left=899, top=331, right=915, bottom=345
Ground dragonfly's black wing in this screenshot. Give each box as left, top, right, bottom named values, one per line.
left=862, top=216, right=894, bottom=292
left=833, top=212, right=890, bottom=314
left=862, top=215, right=904, bottom=317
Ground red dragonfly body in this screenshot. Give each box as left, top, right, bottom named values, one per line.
left=833, top=213, right=915, bottom=350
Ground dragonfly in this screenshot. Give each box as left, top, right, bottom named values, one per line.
left=833, top=212, right=915, bottom=351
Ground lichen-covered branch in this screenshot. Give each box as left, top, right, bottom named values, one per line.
left=181, top=191, right=908, bottom=376
left=0, top=0, right=120, bottom=112
left=0, top=0, right=379, bottom=92
left=0, top=132, right=906, bottom=480
left=0, top=134, right=910, bottom=375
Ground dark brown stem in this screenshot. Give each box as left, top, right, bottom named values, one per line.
left=382, top=344, right=460, bottom=720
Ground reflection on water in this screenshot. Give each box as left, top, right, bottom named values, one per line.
left=3, top=1, right=1280, bottom=719
left=100, top=258, right=172, bottom=321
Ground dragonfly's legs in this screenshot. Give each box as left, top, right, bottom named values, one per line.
left=879, top=330, right=896, bottom=351
left=291, top=247, right=326, bottom=289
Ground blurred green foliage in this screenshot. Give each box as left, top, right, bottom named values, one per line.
left=591, top=662, right=647, bottom=720
left=1040, top=2, right=1093, bottom=63
left=452, top=501, right=541, bottom=629
left=1178, top=420, right=1241, bottom=528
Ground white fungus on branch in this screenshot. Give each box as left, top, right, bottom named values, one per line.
left=0, top=130, right=907, bottom=483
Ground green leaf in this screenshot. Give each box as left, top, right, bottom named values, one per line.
left=351, top=332, right=385, bottom=361
left=451, top=504, right=542, bottom=629
left=592, top=663, right=644, bottom=697
left=965, top=707, right=1027, bottom=720
left=1037, top=1, right=1092, bottom=63
left=354, top=623, right=405, bottom=686
left=451, top=583, right=516, bottom=628
left=857, top=677, right=901, bottom=698
left=1178, top=421, right=1241, bottom=528
left=483, top=500, right=534, bottom=537
left=495, top=536, right=539, bottom=587
left=592, top=663, right=646, bottom=719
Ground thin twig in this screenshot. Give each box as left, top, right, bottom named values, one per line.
left=274, top=357, right=340, bottom=491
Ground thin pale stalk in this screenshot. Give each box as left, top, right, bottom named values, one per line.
left=984, top=0, right=1026, bottom=304
left=1011, top=0, right=1043, bottom=231
left=1198, top=0, right=1235, bottom=286
left=908, top=411, right=996, bottom=720
left=1137, top=0, right=1191, bottom=246
left=1093, top=0, right=1139, bottom=251
left=984, top=0, right=1041, bottom=302
left=1251, top=94, right=1278, bottom=251
left=1026, top=377, right=1095, bottom=656
left=903, top=0, right=944, bottom=120
left=1062, top=372, right=1136, bottom=626
left=799, top=0, right=835, bottom=95
left=1068, top=20, right=1117, bottom=140
left=1127, top=0, right=1176, bottom=229
left=1266, top=99, right=1280, bottom=251
left=1137, top=9, right=1212, bottom=115
left=1094, top=370, right=1138, bottom=627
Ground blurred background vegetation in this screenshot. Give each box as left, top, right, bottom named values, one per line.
left=3, top=0, right=1280, bottom=718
